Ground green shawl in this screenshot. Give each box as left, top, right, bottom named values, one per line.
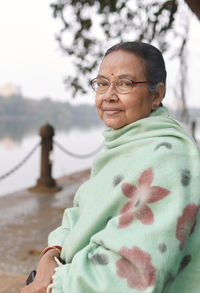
left=49, top=107, right=200, bottom=293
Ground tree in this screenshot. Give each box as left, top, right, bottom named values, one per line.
left=50, top=0, right=195, bottom=120
left=185, top=0, right=200, bottom=19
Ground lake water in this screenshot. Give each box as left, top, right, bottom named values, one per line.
left=0, top=117, right=199, bottom=197
left=0, top=123, right=105, bottom=196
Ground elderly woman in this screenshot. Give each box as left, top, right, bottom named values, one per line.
left=21, top=41, right=200, bottom=293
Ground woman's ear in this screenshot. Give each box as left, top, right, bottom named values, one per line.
left=151, top=83, right=165, bottom=110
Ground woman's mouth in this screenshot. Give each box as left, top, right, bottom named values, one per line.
left=102, top=108, right=123, bottom=115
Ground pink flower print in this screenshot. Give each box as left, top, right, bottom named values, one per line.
left=176, top=204, right=199, bottom=250
left=118, top=168, right=170, bottom=228
left=116, top=246, right=156, bottom=291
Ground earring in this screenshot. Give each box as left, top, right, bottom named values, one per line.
left=152, top=104, right=157, bottom=110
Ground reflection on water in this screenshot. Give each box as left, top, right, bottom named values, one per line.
left=0, top=118, right=103, bottom=144
left=0, top=120, right=105, bottom=196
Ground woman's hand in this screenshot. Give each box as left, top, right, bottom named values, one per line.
left=20, top=249, right=60, bottom=293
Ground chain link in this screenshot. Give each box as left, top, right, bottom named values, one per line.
left=0, top=141, right=40, bottom=182
left=0, top=138, right=104, bottom=183
left=53, top=139, right=104, bottom=159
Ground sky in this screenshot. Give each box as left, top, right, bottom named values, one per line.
left=0, top=0, right=199, bottom=107
left=0, top=0, right=70, bottom=101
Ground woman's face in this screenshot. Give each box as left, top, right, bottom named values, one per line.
left=95, top=50, right=161, bottom=129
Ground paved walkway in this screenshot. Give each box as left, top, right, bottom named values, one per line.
left=0, top=273, right=26, bottom=293
left=0, top=169, right=90, bottom=292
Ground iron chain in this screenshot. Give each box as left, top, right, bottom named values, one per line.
left=0, top=138, right=104, bottom=183
left=0, top=141, right=40, bottom=182
left=53, top=139, right=104, bottom=159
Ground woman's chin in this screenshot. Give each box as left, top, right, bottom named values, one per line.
left=103, top=119, right=126, bottom=130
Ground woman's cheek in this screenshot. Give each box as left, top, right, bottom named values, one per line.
left=95, top=97, right=103, bottom=119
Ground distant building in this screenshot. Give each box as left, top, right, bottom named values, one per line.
left=0, top=82, right=22, bottom=97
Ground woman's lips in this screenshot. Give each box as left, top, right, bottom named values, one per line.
left=102, top=108, right=123, bottom=115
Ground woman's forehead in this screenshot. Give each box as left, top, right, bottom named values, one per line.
left=99, top=50, right=146, bottom=78
left=97, top=73, right=136, bottom=80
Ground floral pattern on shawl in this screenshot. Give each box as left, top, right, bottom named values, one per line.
left=116, top=246, right=156, bottom=291
left=176, top=203, right=199, bottom=250
left=118, top=168, right=170, bottom=228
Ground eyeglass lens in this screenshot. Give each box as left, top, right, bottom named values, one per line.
left=92, top=78, right=134, bottom=93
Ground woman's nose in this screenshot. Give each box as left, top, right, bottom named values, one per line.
left=103, top=84, right=119, bottom=102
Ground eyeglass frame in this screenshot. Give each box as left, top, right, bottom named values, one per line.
left=90, top=76, right=154, bottom=94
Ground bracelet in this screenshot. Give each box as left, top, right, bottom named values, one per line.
left=40, top=246, right=62, bottom=259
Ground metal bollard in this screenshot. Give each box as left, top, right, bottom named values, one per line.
left=29, top=123, right=61, bottom=193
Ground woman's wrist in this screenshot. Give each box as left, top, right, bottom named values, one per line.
left=40, top=246, right=62, bottom=259
left=45, top=248, right=60, bottom=258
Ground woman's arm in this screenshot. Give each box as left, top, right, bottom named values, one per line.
left=48, top=200, right=80, bottom=247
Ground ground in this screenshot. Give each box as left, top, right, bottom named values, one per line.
left=0, top=169, right=90, bottom=293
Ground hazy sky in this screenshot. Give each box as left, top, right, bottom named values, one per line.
left=0, top=0, right=69, bottom=101
left=0, top=0, right=199, bottom=107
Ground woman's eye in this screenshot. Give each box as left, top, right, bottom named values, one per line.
left=98, top=81, right=108, bottom=87
left=118, top=80, right=132, bottom=87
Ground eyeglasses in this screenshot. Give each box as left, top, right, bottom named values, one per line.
left=90, top=77, right=152, bottom=94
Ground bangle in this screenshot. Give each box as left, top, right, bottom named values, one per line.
left=40, top=246, right=62, bottom=259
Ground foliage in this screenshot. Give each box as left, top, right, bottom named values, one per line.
left=50, top=0, right=189, bottom=101
left=0, top=94, right=101, bottom=142
left=0, top=95, right=100, bottom=131
left=0, top=94, right=198, bottom=142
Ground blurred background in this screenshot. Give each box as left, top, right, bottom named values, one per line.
left=0, top=0, right=199, bottom=196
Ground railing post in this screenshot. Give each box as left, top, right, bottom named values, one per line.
left=29, top=123, right=61, bottom=193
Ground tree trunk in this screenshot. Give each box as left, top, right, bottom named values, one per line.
left=185, top=0, right=200, bottom=19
